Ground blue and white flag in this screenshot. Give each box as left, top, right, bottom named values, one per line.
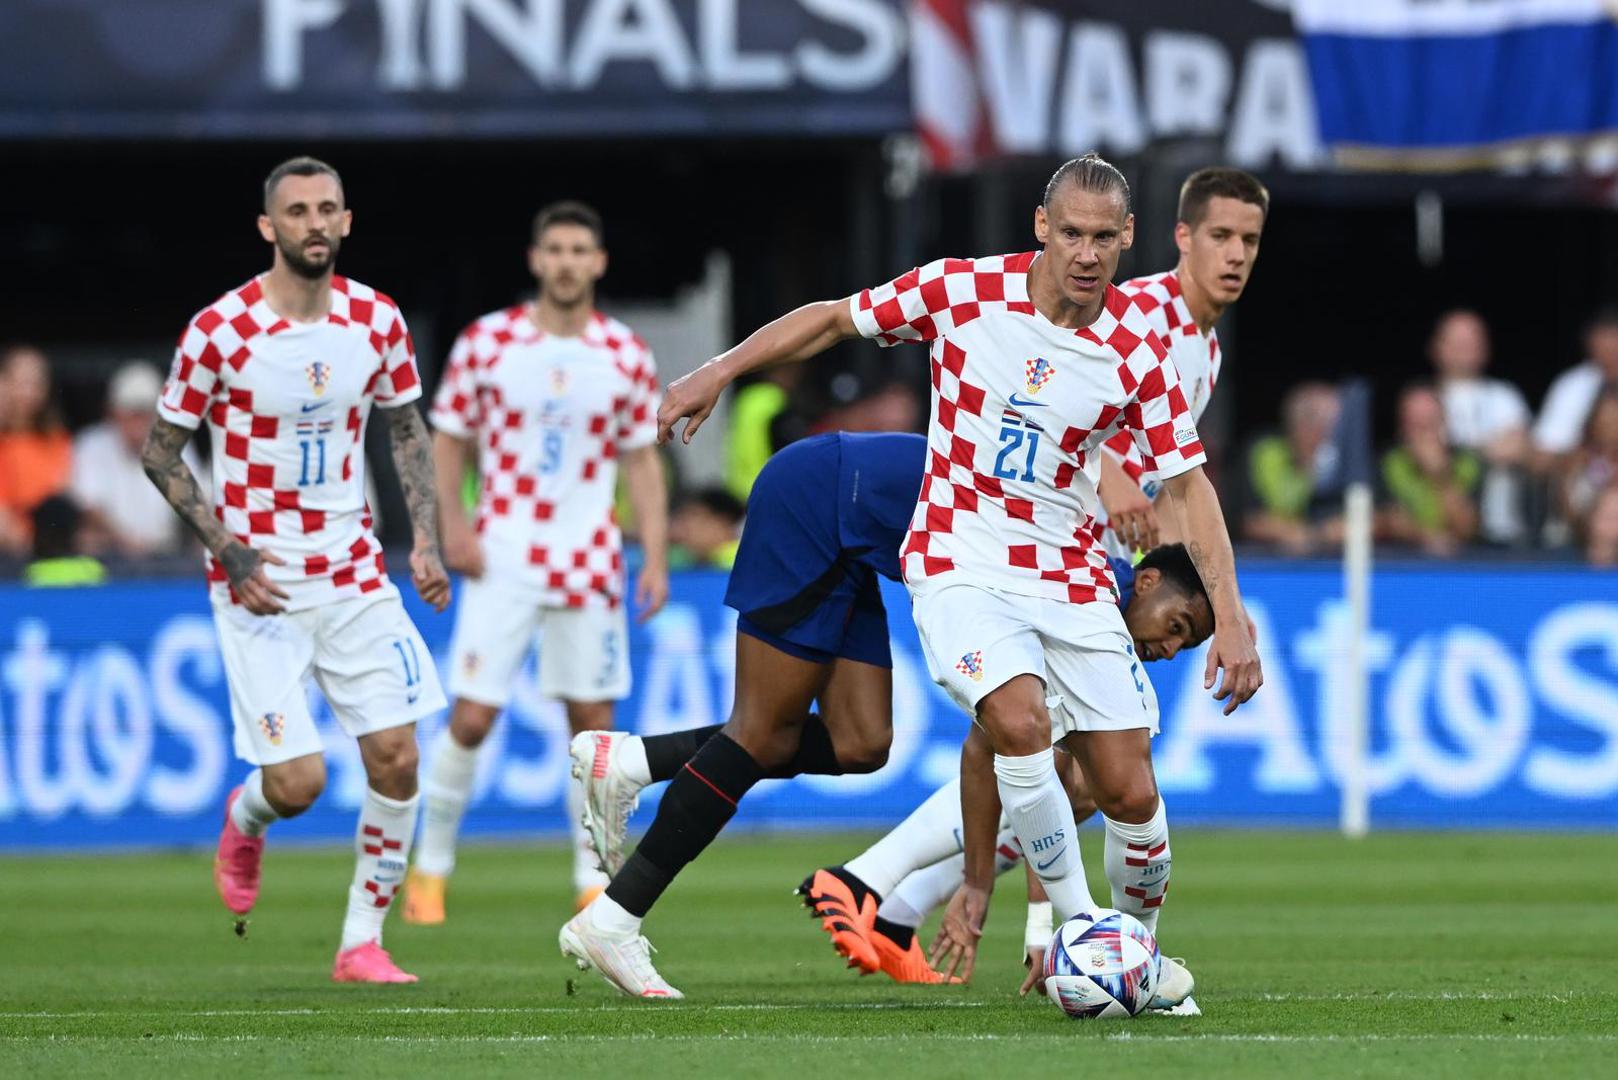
left=1294, top=0, right=1618, bottom=163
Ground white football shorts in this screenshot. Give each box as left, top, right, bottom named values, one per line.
left=446, top=572, right=631, bottom=707
left=212, top=588, right=446, bottom=766
left=908, top=579, right=1159, bottom=738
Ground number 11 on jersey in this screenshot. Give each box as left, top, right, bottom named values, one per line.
left=296, top=417, right=335, bottom=487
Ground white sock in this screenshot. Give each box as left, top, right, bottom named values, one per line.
left=995, top=748, right=1095, bottom=919
left=340, top=787, right=419, bottom=952
left=229, top=770, right=279, bottom=838
left=587, top=891, right=641, bottom=936
left=1103, top=798, right=1171, bottom=935
left=568, top=771, right=609, bottom=892
left=617, top=735, right=652, bottom=787
left=415, top=729, right=479, bottom=877
left=877, top=828, right=1024, bottom=927
left=845, top=776, right=970, bottom=898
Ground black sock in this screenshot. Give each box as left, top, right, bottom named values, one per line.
left=765, top=713, right=846, bottom=779
left=605, top=734, right=764, bottom=917
left=872, top=915, right=915, bottom=951
left=641, top=724, right=724, bottom=783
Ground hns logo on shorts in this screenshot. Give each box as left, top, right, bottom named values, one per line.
left=955, top=649, right=984, bottom=682
left=462, top=652, right=480, bottom=677
left=305, top=361, right=332, bottom=396
left=1025, top=357, right=1055, bottom=395
left=258, top=712, right=286, bottom=746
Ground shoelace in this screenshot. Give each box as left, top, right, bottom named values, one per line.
left=621, top=935, right=664, bottom=987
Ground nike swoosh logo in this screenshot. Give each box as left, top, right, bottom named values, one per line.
left=300, top=401, right=331, bottom=413
left=1008, top=394, right=1048, bottom=408
left=406, top=692, right=421, bottom=705
left=1034, top=850, right=1065, bottom=871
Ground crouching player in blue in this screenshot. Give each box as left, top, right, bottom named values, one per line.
left=558, top=430, right=1214, bottom=998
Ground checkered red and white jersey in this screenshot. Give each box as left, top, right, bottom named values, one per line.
left=850, top=252, right=1206, bottom=605
left=430, top=307, right=659, bottom=609
left=157, top=275, right=421, bottom=611
left=1103, top=270, right=1223, bottom=493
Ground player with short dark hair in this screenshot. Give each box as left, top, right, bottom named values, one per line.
left=558, top=432, right=1213, bottom=997
left=142, top=157, right=451, bottom=984
left=401, top=200, right=669, bottom=924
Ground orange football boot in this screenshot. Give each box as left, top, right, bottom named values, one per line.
left=797, top=867, right=880, bottom=974
left=871, top=924, right=961, bottom=985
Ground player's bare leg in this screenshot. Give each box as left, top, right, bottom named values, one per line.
left=576, top=657, right=893, bottom=879
left=563, top=634, right=832, bottom=998
left=564, top=699, right=615, bottom=908
left=333, top=725, right=421, bottom=984
left=215, top=753, right=324, bottom=936
left=1064, top=727, right=1192, bottom=1009
left=406, top=697, right=498, bottom=925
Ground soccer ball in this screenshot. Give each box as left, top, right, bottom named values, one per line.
left=1043, top=909, right=1161, bottom=1019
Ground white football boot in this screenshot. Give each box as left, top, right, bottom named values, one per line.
left=559, top=910, right=683, bottom=1000
left=1148, top=956, right=1196, bottom=1011
left=569, top=731, right=645, bottom=876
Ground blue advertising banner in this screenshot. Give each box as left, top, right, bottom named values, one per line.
left=1, top=562, right=1616, bottom=850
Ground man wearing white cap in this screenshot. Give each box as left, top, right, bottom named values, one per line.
left=73, top=361, right=201, bottom=556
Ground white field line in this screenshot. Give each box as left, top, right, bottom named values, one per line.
left=0, top=990, right=1590, bottom=1021
left=3, top=1032, right=1616, bottom=1046
left=0, top=1001, right=990, bottom=1020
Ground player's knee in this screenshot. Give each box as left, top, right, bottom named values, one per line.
left=837, top=730, right=891, bottom=774
left=450, top=701, right=499, bottom=747
left=976, top=679, right=1050, bottom=756
left=263, top=767, right=324, bottom=815
left=984, top=710, right=1048, bottom=757
left=1095, top=776, right=1159, bottom=824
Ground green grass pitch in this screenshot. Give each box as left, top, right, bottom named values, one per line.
left=2, top=830, right=1613, bottom=1078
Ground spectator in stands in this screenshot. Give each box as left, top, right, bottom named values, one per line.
left=72, top=361, right=196, bottom=557
left=726, top=366, right=802, bottom=501
left=1379, top=384, right=1480, bottom=556
left=1558, top=388, right=1618, bottom=542
left=0, top=344, right=72, bottom=557
left=1240, top=381, right=1345, bottom=555
left=1534, top=307, right=1618, bottom=465
left=669, top=486, right=745, bottom=569
left=1583, top=485, right=1618, bottom=566
left=1428, top=309, right=1530, bottom=544
left=23, top=495, right=105, bottom=588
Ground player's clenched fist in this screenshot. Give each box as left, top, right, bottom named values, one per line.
left=221, top=543, right=290, bottom=616
left=657, top=364, right=727, bottom=445
left=411, top=545, right=451, bottom=613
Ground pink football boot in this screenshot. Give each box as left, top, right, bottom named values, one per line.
left=213, top=785, right=264, bottom=934
left=332, top=942, right=419, bottom=984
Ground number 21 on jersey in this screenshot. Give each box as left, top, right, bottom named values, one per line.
left=994, top=410, right=1042, bottom=483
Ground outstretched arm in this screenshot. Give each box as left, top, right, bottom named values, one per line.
left=657, top=299, right=858, bottom=444
left=141, top=417, right=289, bottom=615
left=387, top=405, right=451, bottom=612
left=1162, top=465, right=1262, bottom=713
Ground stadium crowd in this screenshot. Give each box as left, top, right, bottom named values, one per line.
left=5, top=302, right=1618, bottom=585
